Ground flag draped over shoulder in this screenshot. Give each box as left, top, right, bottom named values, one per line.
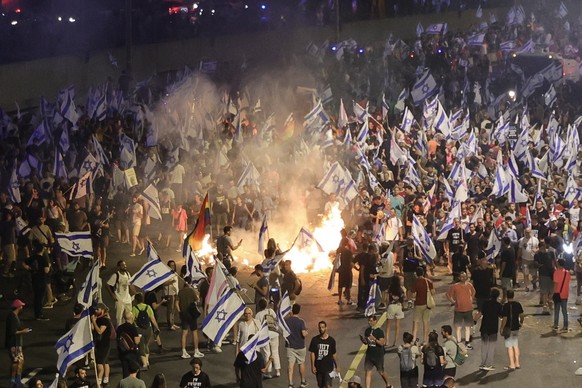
left=55, top=311, right=94, bottom=376
left=55, top=232, right=93, bottom=258
left=183, top=193, right=211, bottom=253
left=240, top=321, right=270, bottom=363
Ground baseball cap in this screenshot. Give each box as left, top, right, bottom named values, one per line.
left=11, top=299, right=25, bottom=309
left=348, top=375, right=362, bottom=384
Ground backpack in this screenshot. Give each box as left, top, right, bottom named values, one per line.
left=399, top=346, right=415, bottom=372
left=117, top=331, right=136, bottom=353
left=264, top=311, right=278, bottom=332
left=424, top=347, right=438, bottom=369
left=294, top=278, right=303, bottom=296
left=135, top=305, right=151, bottom=329
left=453, top=341, right=468, bottom=366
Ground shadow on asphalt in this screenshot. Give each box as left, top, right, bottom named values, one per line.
left=456, top=369, right=510, bottom=385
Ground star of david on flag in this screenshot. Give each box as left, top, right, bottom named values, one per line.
left=202, top=288, right=245, bottom=345
left=130, top=244, right=176, bottom=291
left=55, top=310, right=94, bottom=376
left=55, top=231, right=93, bottom=258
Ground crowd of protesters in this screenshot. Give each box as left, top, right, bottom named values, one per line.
left=2, top=1, right=582, bottom=388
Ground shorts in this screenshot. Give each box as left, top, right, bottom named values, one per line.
left=95, top=345, right=111, bottom=364
left=576, top=271, right=582, bottom=283
left=453, top=311, right=474, bottom=326
left=404, top=272, right=416, bottom=292
left=315, top=371, right=333, bottom=388
left=378, top=276, right=392, bottom=292
left=9, top=346, right=23, bottom=363
left=387, top=303, right=404, bottom=320
left=287, top=347, right=306, bottom=364
left=522, top=261, right=535, bottom=276
left=180, top=311, right=198, bottom=331
left=364, top=353, right=385, bottom=372
left=413, top=304, right=431, bottom=322
left=131, top=223, right=141, bottom=237
left=500, top=277, right=512, bottom=290
left=539, top=276, right=553, bottom=294
left=504, top=331, right=519, bottom=348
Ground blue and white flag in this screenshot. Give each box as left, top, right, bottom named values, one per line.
left=491, top=154, right=510, bottom=197
left=540, top=62, right=563, bottom=83
left=261, top=250, right=288, bottom=276
left=304, top=100, right=330, bottom=126
left=403, top=164, right=422, bottom=188
left=338, top=99, right=349, bottom=129
left=365, top=280, right=379, bottom=317
left=394, top=88, right=408, bottom=111
left=77, top=260, right=99, bottom=307
left=317, top=162, right=352, bottom=198
left=544, top=84, right=557, bottom=107
left=437, top=202, right=461, bottom=240
left=130, top=247, right=176, bottom=291
left=72, top=172, right=91, bottom=199
left=521, top=73, right=545, bottom=98
left=518, top=39, right=535, bottom=54
left=237, top=162, right=261, bottom=188
left=389, top=135, right=407, bottom=165
left=54, top=150, right=68, bottom=180
left=119, top=133, right=137, bottom=170
left=467, top=33, right=485, bottom=46
left=441, top=176, right=454, bottom=200
left=59, top=127, right=70, bottom=153
left=525, top=206, right=532, bottom=229
left=8, top=168, right=21, bottom=204
left=294, top=227, right=324, bottom=252
left=412, top=215, right=437, bottom=263
left=484, top=229, right=501, bottom=263
left=240, top=321, right=270, bottom=363
left=507, top=174, right=529, bottom=203
left=202, top=288, right=246, bottom=345
left=278, top=291, right=292, bottom=338
left=258, top=214, right=268, bottom=254
left=434, top=101, right=451, bottom=138
left=58, top=86, right=79, bottom=126
left=27, top=122, right=49, bottom=146
left=356, top=117, right=369, bottom=143
left=401, top=107, right=414, bottom=133
left=513, top=126, right=530, bottom=162
left=476, top=5, right=483, bottom=18
left=183, top=245, right=206, bottom=284
left=425, top=23, right=447, bottom=35
left=353, top=101, right=369, bottom=123
left=558, top=2, right=568, bottom=18
left=411, top=70, right=438, bottom=105
left=527, top=150, right=546, bottom=180
left=55, top=232, right=93, bottom=258
left=142, top=184, right=162, bottom=220
left=55, top=311, right=94, bottom=376
left=79, top=154, right=99, bottom=178
left=381, top=93, right=390, bottom=120
left=500, top=41, right=515, bottom=52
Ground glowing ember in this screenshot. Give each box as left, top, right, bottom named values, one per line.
left=286, top=204, right=344, bottom=273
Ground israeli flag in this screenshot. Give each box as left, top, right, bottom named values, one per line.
left=416, top=22, right=424, bottom=37
left=55, top=232, right=93, bottom=258
left=294, top=227, right=324, bottom=252
left=401, top=107, right=414, bottom=133
left=434, top=101, right=451, bottom=138
left=411, top=70, right=438, bottom=105
left=241, top=321, right=270, bottom=363
left=518, top=39, right=535, bottom=54
left=437, top=202, right=461, bottom=241
left=261, top=250, right=288, bottom=276
left=277, top=292, right=292, bottom=338
left=27, top=122, right=49, bottom=146
left=527, top=150, right=546, bottom=180
left=58, top=87, right=79, bottom=125
left=467, top=33, right=485, bottom=46
left=142, top=184, right=162, bottom=220
left=202, top=289, right=246, bottom=345
left=484, top=230, right=502, bottom=263
left=55, top=311, right=94, bottom=376
left=412, top=215, right=437, bottom=263
left=425, top=23, right=447, bottom=35
left=338, top=99, right=349, bottom=129
left=356, top=117, right=369, bottom=143
left=8, top=168, right=21, bottom=204
left=558, top=2, right=568, bottom=18
left=440, top=176, right=455, bottom=202
left=54, top=150, right=68, bottom=180
left=353, top=101, right=369, bottom=123
left=365, top=280, right=379, bottom=317
left=258, top=214, right=268, bottom=254
left=184, top=245, right=207, bottom=284
left=237, top=162, right=261, bottom=188
left=499, top=41, right=515, bottom=52
left=491, top=156, right=510, bottom=197
left=59, top=127, right=70, bottom=153
left=130, top=249, right=176, bottom=291
left=476, top=5, right=483, bottom=18
left=525, top=206, right=532, bottom=229
left=507, top=175, right=529, bottom=203
left=394, top=88, right=408, bottom=111
left=544, top=84, right=557, bottom=108
left=540, top=62, right=563, bottom=83
left=77, top=260, right=100, bottom=307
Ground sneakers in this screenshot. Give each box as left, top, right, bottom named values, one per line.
left=43, top=303, right=54, bottom=309
left=36, top=316, right=50, bottom=321
left=560, top=327, right=569, bottom=333
left=300, top=381, right=308, bottom=387
left=378, top=303, right=386, bottom=310
left=466, top=343, right=473, bottom=350
left=346, top=299, right=354, bottom=305
left=337, top=300, right=344, bottom=305
left=129, top=253, right=136, bottom=257
left=193, top=350, right=205, bottom=358
left=214, top=346, right=222, bottom=353
left=181, top=350, right=191, bottom=359
left=482, top=365, right=495, bottom=371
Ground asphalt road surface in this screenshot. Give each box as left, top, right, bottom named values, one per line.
left=1, top=240, right=582, bottom=388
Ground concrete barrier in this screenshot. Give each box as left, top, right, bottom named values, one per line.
left=0, top=6, right=508, bottom=109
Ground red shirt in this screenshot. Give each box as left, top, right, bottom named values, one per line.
left=553, top=268, right=571, bottom=299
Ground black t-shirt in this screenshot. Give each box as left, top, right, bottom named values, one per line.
left=534, top=251, right=555, bottom=278
left=422, top=344, right=444, bottom=371
left=308, top=335, right=337, bottom=373
left=447, top=227, right=463, bottom=248
left=179, top=370, right=211, bottom=388
left=27, top=253, right=49, bottom=283
left=356, top=252, right=377, bottom=285
left=144, top=291, right=159, bottom=319
left=501, top=301, right=524, bottom=331
left=465, top=232, right=482, bottom=257
left=337, top=247, right=354, bottom=273
left=472, top=267, right=494, bottom=299
left=94, top=316, right=112, bottom=348
left=234, top=351, right=264, bottom=388
left=500, top=247, right=516, bottom=278
left=451, top=253, right=470, bottom=274
left=480, top=300, right=503, bottom=335
left=69, top=379, right=92, bottom=388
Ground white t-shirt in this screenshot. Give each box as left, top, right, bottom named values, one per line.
left=386, top=217, right=403, bottom=241
left=379, top=251, right=394, bottom=279
left=519, top=236, right=539, bottom=262
left=170, top=164, right=186, bottom=184
left=255, top=308, right=279, bottom=339
left=107, top=271, right=132, bottom=304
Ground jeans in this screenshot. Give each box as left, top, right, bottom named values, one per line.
left=480, top=332, right=497, bottom=366
left=554, top=299, right=568, bottom=328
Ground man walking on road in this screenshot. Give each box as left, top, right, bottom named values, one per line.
left=360, top=315, right=392, bottom=388
left=6, top=299, right=31, bottom=388
left=107, top=260, right=133, bottom=326
left=285, top=303, right=308, bottom=388
left=309, top=321, right=339, bottom=388
left=446, top=272, right=476, bottom=349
